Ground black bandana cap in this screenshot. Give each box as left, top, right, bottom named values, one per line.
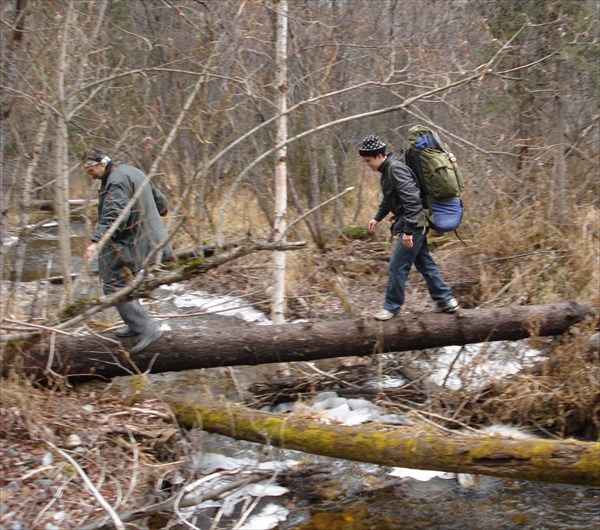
left=358, top=135, right=387, bottom=157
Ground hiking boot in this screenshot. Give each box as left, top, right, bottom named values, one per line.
left=115, top=326, right=138, bottom=338
left=434, top=297, right=459, bottom=313
left=116, top=301, right=164, bottom=354
left=130, top=324, right=163, bottom=355
left=374, top=309, right=398, bottom=321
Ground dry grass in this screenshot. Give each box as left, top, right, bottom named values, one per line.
left=470, top=322, right=600, bottom=438
left=0, top=377, right=186, bottom=529
left=437, top=203, right=600, bottom=307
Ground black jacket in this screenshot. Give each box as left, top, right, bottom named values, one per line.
left=373, top=154, right=426, bottom=235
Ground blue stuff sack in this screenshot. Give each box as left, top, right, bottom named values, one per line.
left=430, top=198, right=464, bottom=232
left=414, top=133, right=441, bottom=151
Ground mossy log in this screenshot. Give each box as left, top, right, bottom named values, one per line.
left=127, top=387, right=600, bottom=486
left=16, top=301, right=596, bottom=380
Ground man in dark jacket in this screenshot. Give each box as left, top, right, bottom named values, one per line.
left=359, top=135, right=458, bottom=320
left=83, top=149, right=172, bottom=353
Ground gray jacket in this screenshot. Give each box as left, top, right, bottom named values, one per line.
left=374, top=154, right=427, bottom=235
left=93, top=163, right=173, bottom=270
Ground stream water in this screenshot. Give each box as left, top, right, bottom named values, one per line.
left=1, top=220, right=89, bottom=282
left=2, top=226, right=599, bottom=530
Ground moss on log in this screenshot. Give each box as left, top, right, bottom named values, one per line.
left=128, top=386, right=600, bottom=487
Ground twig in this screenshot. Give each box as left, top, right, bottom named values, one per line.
left=1, top=318, right=74, bottom=336
left=286, top=186, right=356, bottom=231
left=300, top=361, right=362, bottom=390
left=81, top=470, right=270, bottom=530
left=442, top=345, right=466, bottom=388
left=120, top=426, right=140, bottom=509
left=31, top=476, right=71, bottom=528
left=45, top=440, right=125, bottom=530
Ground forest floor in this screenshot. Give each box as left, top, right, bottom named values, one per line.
left=0, top=238, right=597, bottom=529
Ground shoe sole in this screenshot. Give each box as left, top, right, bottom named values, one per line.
left=433, top=306, right=459, bottom=313
left=374, top=313, right=397, bottom=321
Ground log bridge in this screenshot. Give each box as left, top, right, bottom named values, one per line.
left=17, top=301, right=596, bottom=380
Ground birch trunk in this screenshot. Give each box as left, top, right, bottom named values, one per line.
left=271, top=0, right=289, bottom=325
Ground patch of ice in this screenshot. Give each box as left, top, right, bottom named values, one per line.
left=311, top=395, right=348, bottom=411
left=195, top=453, right=255, bottom=473
left=312, top=391, right=339, bottom=403
left=1, top=236, right=18, bottom=247
left=371, top=377, right=406, bottom=389
left=242, top=482, right=289, bottom=497
left=158, top=283, right=185, bottom=292
left=324, top=403, right=375, bottom=425
left=305, top=392, right=402, bottom=426
left=194, top=453, right=298, bottom=475
left=257, top=459, right=299, bottom=471
left=389, top=467, right=455, bottom=481
left=347, top=398, right=378, bottom=411
left=479, top=424, right=533, bottom=439
left=218, top=480, right=289, bottom=517
left=239, top=503, right=290, bottom=530
left=428, top=341, right=545, bottom=391
left=173, top=290, right=269, bottom=323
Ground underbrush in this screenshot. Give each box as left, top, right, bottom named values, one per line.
left=435, top=203, right=599, bottom=308
left=0, top=376, right=185, bottom=529
left=441, top=321, right=600, bottom=440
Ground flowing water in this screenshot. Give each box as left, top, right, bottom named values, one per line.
left=2, top=225, right=599, bottom=530
left=1, top=220, right=89, bottom=282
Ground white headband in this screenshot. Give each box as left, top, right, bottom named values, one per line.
left=84, top=155, right=111, bottom=168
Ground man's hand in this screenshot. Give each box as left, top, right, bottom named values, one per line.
left=402, top=233, right=414, bottom=249
left=84, top=242, right=98, bottom=262
left=368, top=219, right=378, bottom=235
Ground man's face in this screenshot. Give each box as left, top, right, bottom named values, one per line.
left=85, top=162, right=107, bottom=180
left=362, top=154, right=386, bottom=172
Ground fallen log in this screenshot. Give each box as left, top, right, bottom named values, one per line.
left=124, top=387, right=600, bottom=486
left=15, top=301, right=596, bottom=380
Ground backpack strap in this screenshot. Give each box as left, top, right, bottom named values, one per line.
left=404, top=148, right=431, bottom=209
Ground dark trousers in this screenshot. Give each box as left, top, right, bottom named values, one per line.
left=98, top=241, right=136, bottom=295
left=384, top=230, right=453, bottom=313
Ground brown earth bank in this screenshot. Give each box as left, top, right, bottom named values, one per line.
left=1, top=239, right=598, bottom=529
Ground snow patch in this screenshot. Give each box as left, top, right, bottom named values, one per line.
left=427, top=341, right=545, bottom=391
left=389, top=467, right=456, bottom=481
left=172, top=289, right=270, bottom=323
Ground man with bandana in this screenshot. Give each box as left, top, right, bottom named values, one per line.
left=359, top=135, right=459, bottom=320
left=82, top=149, right=172, bottom=353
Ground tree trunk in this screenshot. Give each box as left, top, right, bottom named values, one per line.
left=271, top=0, right=289, bottom=324
left=125, top=389, right=600, bottom=486
left=17, top=301, right=596, bottom=380
left=54, top=3, right=75, bottom=307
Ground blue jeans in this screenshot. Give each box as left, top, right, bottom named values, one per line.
left=384, top=230, right=453, bottom=314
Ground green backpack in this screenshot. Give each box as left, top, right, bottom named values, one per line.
left=405, top=125, right=465, bottom=232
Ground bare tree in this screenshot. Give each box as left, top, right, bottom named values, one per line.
left=271, top=0, right=289, bottom=324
